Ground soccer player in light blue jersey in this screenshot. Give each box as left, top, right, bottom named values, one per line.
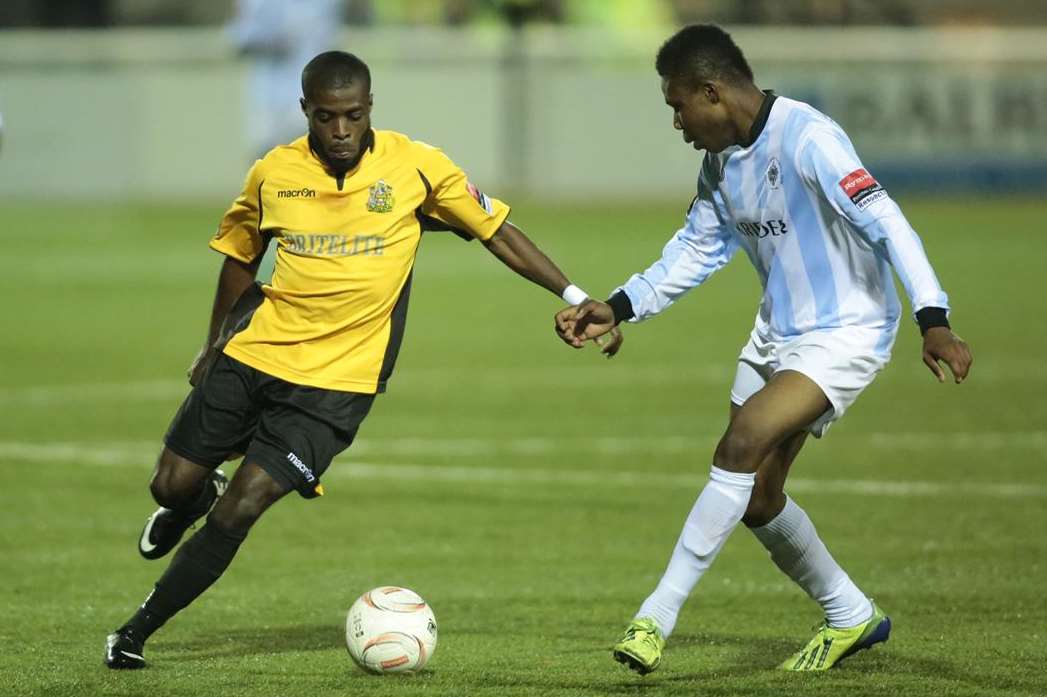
left=555, top=24, right=972, bottom=674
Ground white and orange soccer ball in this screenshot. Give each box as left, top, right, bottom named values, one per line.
left=345, top=586, right=438, bottom=674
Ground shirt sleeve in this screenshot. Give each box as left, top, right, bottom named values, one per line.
left=415, top=144, right=510, bottom=242
left=210, top=160, right=266, bottom=263
left=797, top=128, right=949, bottom=316
left=619, top=165, right=738, bottom=322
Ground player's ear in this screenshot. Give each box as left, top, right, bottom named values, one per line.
left=703, top=82, right=720, bottom=104
left=368, top=93, right=374, bottom=109
left=300, top=97, right=308, bottom=115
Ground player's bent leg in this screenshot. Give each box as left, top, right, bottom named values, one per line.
left=615, top=376, right=827, bottom=674
left=733, top=402, right=884, bottom=669
left=139, top=447, right=228, bottom=560
left=106, top=462, right=289, bottom=669
left=713, top=370, right=830, bottom=475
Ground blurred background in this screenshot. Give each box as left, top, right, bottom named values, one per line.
left=2, top=0, right=1047, bottom=200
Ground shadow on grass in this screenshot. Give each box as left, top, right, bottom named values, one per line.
left=888, top=652, right=1045, bottom=696
left=158, top=623, right=338, bottom=660
left=143, top=623, right=1041, bottom=697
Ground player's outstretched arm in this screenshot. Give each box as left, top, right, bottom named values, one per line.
left=188, top=255, right=262, bottom=385
left=483, top=221, right=623, bottom=356
left=482, top=220, right=572, bottom=295
left=921, top=325, right=972, bottom=384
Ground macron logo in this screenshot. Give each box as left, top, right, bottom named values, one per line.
left=286, top=452, right=316, bottom=482
left=277, top=187, right=317, bottom=199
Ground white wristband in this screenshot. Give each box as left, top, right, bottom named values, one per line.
left=561, top=284, right=589, bottom=306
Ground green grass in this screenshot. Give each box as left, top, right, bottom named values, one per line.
left=0, top=196, right=1045, bottom=697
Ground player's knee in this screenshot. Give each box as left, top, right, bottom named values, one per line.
left=151, top=448, right=211, bottom=508
left=149, top=469, right=188, bottom=509
left=149, top=474, right=172, bottom=508
left=714, top=425, right=767, bottom=473
left=209, top=495, right=260, bottom=532
left=209, top=470, right=285, bottom=532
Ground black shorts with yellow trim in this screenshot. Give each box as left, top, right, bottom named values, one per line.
left=164, top=352, right=374, bottom=499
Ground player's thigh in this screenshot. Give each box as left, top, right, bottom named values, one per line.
left=246, top=382, right=375, bottom=500
left=715, top=370, right=830, bottom=470
left=164, top=353, right=261, bottom=472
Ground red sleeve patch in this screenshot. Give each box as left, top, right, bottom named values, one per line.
left=838, top=168, right=887, bottom=210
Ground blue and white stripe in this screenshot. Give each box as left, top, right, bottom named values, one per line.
left=620, top=96, right=948, bottom=352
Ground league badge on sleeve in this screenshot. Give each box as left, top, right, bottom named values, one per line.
left=466, top=181, right=495, bottom=215
left=839, top=168, right=887, bottom=211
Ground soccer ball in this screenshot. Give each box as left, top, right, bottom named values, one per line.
left=345, top=586, right=438, bottom=674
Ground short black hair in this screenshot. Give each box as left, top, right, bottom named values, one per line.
left=301, top=51, right=371, bottom=100
left=655, top=24, right=753, bottom=88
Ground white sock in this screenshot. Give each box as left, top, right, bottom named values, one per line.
left=636, top=466, right=755, bottom=638
left=750, top=495, right=873, bottom=628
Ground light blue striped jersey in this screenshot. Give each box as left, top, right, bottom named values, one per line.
left=620, top=94, right=948, bottom=349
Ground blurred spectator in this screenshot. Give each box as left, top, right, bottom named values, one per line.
left=228, top=0, right=343, bottom=158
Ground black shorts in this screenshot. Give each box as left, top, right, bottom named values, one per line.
left=164, top=353, right=375, bottom=498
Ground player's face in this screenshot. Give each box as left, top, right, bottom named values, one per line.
left=302, top=83, right=373, bottom=170
left=662, top=76, right=732, bottom=154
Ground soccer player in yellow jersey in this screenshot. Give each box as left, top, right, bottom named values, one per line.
left=104, top=50, right=619, bottom=669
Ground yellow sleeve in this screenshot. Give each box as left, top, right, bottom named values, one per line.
left=416, top=145, right=510, bottom=242
left=209, top=160, right=266, bottom=263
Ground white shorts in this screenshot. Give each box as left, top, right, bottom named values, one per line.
left=730, top=326, right=894, bottom=438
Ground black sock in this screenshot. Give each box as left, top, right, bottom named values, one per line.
left=123, top=520, right=247, bottom=640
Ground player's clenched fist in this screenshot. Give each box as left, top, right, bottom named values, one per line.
left=921, top=327, right=973, bottom=383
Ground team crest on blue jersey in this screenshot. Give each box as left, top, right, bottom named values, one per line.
left=766, top=157, right=781, bottom=190
left=367, top=180, right=394, bottom=213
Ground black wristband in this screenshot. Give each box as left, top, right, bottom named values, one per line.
left=606, top=291, right=634, bottom=325
left=916, top=307, right=950, bottom=336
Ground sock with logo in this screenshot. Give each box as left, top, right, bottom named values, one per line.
left=750, top=495, right=872, bottom=628
left=636, top=466, right=756, bottom=638
left=122, top=518, right=248, bottom=640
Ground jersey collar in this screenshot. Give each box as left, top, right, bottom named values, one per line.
left=308, top=129, right=376, bottom=186
left=740, top=90, right=777, bottom=148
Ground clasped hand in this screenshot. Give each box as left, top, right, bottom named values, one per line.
left=555, top=300, right=622, bottom=357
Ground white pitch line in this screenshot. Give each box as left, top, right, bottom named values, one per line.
left=0, top=431, right=1042, bottom=466
left=1, top=439, right=1045, bottom=499
left=326, top=462, right=1047, bottom=499
left=2, top=359, right=1044, bottom=408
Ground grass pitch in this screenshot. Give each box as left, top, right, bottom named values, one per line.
left=0, top=197, right=1044, bottom=697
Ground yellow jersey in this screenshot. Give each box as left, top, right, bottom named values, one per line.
left=210, top=130, right=510, bottom=393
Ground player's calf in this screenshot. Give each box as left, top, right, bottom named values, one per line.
left=741, top=483, right=786, bottom=528
left=139, top=469, right=227, bottom=560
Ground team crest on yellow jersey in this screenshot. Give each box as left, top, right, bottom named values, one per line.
left=367, top=180, right=395, bottom=213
